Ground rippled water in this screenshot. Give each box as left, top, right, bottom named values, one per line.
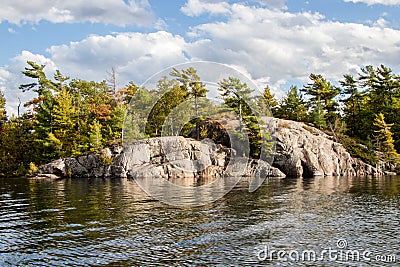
left=0, top=176, right=399, bottom=266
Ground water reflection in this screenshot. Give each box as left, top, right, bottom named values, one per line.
left=0, top=175, right=398, bottom=266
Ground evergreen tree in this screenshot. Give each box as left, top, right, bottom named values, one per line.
left=146, top=80, right=188, bottom=137
left=340, top=74, right=365, bottom=137
left=218, top=77, right=254, bottom=134
left=302, top=74, right=340, bottom=125
left=310, top=97, right=327, bottom=129
left=170, top=67, right=208, bottom=117
left=170, top=67, right=208, bottom=139
left=275, top=86, right=307, bottom=122
left=373, top=113, right=399, bottom=163
left=218, top=77, right=266, bottom=157
left=263, top=86, right=278, bottom=109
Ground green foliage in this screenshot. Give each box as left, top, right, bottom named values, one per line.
left=263, top=86, right=278, bottom=109
left=0, top=91, right=7, bottom=128
left=302, top=73, right=340, bottom=125
left=373, top=113, right=399, bottom=163
left=336, top=134, right=378, bottom=166
left=218, top=77, right=270, bottom=158
left=27, top=162, right=39, bottom=176
left=1, top=61, right=400, bottom=176
left=88, top=119, right=103, bottom=152
left=310, top=97, right=327, bottom=129
left=275, top=86, right=307, bottom=121
left=146, top=82, right=188, bottom=137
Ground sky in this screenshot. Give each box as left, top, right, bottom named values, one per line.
left=1, top=0, right=400, bottom=115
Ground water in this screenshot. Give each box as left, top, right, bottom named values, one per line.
left=0, top=176, right=399, bottom=266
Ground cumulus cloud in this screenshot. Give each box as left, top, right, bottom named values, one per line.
left=186, top=3, right=400, bottom=85
left=180, top=0, right=231, bottom=17
left=2, top=2, right=400, bottom=115
left=47, top=31, right=188, bottom=83
left=1, top=32, right=189, bottom=115
left=343, top=0, right=400, bottom=5
left=0, top=0, right=155, bottom=26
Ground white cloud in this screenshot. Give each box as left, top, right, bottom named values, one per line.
left=0, top=0, right=155, bottom=26
left=186, top=3, right=400, bottom=85
left=2, top=2, right=400, bottom=116
left=1, top=32, right=189, bottom=115
left=180, top=0, right=231, bottom=17
left=373, top=17, right=388, bottom=28
left=47, top=31, right=188, bottom=83
left=343, top=0, right=400, bottom=5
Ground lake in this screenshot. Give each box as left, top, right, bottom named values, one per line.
left=0, top=176, right=399, bottom=266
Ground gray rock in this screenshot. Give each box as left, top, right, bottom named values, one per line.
left=38, top=120, right=389, bottom=180
left=272, top=119, right=385, bottom=177
left=64, top=158, right=88, bottom=177
left=39, top=158, right=66, bottom=176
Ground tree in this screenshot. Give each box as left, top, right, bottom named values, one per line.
left=88, top=119, right=103, bottom=152
left=218, top=77, right=254, bottom=134
left=302, top=74, right=340, bottom=125
left=170, top=67, right=208, bottom=139
left=146, top=80, right=188, bottom=137
left=263, top=86, right=278, bottom=109
left=52, top=88, right=78, bottom=156
left=0, top=91, right=7, bottom=128
left=275, top=86, right=307, bottom=122
left=359, top=65, right=400, bottom=149
left=119, top=81, right=139, bottom=105
left=340, top=74, right=365, bottom=137
left=373, top=113, right=399, bottom=163
left=310, top=97, right=326, bottom=129
left=218, top=77, right=267, bottom=157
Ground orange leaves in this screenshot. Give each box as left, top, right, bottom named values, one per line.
left=90, top=103, right=112, bottom=121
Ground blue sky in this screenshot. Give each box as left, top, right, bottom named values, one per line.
left=1, top=0, right=400, bottom=115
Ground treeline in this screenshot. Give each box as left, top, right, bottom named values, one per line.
left=0, top=62, right=138, bottom=176
left=0, top=63, right=269, bottom=176
left=0, top=62, right=399, bottom=176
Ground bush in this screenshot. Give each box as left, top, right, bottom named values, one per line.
left=337, top=134, right=378, bottom=165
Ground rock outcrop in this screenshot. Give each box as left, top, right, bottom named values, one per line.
left=273, top=119, right=384, bottom=177
left=38, top=119, right=389, bottom=179
left=38, top=136, right=285, bottom=179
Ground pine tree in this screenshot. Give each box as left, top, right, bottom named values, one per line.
left=263, top=86, right=278, bottom=108
left=218, top=77, right=254, bottom=134
left=170, top=67, right=208, bottom=117
left=170, top=67, right=208, bottom=139
left=373, top=113, right=399, bottom=163
left=275, top=86, right=307, bottom=122
left=302, top=74, right=340, bottom=125
left=310, top=97, right=327, bottom=129
left=340, top=74, right=365, bottom=137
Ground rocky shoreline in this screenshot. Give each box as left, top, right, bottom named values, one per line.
left=37, top=119, right=394, bottom=179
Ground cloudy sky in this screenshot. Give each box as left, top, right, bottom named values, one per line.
left=1, top=0, right=400, bottom=115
